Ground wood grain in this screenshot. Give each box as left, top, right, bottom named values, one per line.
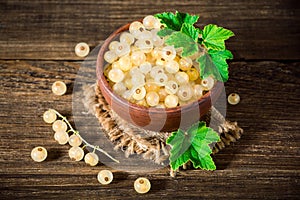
left=0, top=0, right=299, bottom=60
left=0, top=60, right=299, bottom=199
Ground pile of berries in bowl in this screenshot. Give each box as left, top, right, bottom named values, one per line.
left=97, top=13, right=228, bottom=132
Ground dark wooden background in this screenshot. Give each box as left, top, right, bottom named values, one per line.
left=0, top=0, right=299, bottom=199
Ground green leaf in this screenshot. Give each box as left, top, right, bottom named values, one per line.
left=180, top=23, right=199, bottom=41
left=165, top=31, right=198, bottom=57
left=155, top=11, right=199, bottom=31
left=166, top=121, right=220, bottom=171
left=202, top=24, right=234, bottom=50
left=157, top=28, right=175, bottom=37
left=196, top=49, right=233, bottom=82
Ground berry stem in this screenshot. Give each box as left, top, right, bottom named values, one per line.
left=49, top=109, right=120, bottom=163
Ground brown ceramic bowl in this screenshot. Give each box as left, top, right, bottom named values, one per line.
left=96, top=22, right=224, bottom=132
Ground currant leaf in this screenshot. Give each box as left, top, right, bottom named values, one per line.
left=166, top=121, right=220, bottom=171
left=202, top=24, right=234, bottom=50
left=165, top=31, right=198, bottom=57
left=196, top=49, right=233, bottom=82
left=180, top=23, right=199, bottom=41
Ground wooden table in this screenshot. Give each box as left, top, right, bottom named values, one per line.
left=0, top=1, right=299, bottom=199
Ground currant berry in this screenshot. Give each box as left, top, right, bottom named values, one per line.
left=139, top=62, right=152, bottom=74
left=120, top=32, right=135, bottom=45
left=52, top=120, right=68, bottom=132
left=161, top=46, right=176, bottom=61
left=54, top=131, right=69, bottom=145
left=143, top=15, right=158, bottom=30
left=177, top=85, right=193, bottom=101
left=113, top=82, right=127, bottom=95
left=131, top=74, right=145, bottom=87
left=52, top=81, right=67, bottom=96
left=114, top=42, right=130, bottom=57
left=75, top=42, right=90, bottom=57
left=31, top=146, right=47, bottom=162
left=154, top=73, right=168, bottom=85
left=43, top=110, right=57, bottom=124
left=134, top=177, right=151, bottom=194
left=130, top=51, right=146, bottom=66
left=164, top=94, right=178, bottom=108
left=132, top=87, right=146, bottom=100
left=144, top=82, right=160, bottom=92
left=186, top=67, right=199, bottom=81
left=108, top=41, right=119, bottom=51
left=68, top=134, right=82, bottom=147
left=104, top=50, right=118, bottom=63
left=165, top=60, right=179, bottom=74
left=201, top=76, right=214, bottom=90
left=165, top=80, right=179, bottom=95
left=175, top=72, right=189, bottom=85
left=135, top=39, right=153, bottom=53
left=228, top=93, right=240, bottom=105
left=84, top=152, right=99, bottom=166
left=68, top=146, right=84, bottom=161
left=97, top=170, right=113, bottom=185
left=146, top=91, right=160, bottom=106
left=193, top=84, right=204, bottom=98
left=118, top=55, right=132, bottom=71
left=129, top=21, right=146, bottom=38
left=179, top=57, right=193, bottom=71
left=108, top=68, right=125, bottom=83
left=150, top=66, right=164, bottom=78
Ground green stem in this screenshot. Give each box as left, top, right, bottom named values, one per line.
left=50, top=109, right=120, bottom=163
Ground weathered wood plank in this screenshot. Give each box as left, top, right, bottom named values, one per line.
left=0, top=0, right=299, bottom=60
left=0, top=60, right=299, bottom=199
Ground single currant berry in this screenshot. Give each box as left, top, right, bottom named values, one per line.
left=52, top=120, right=68, bottom=132
left=177, top=85, right=193, bottom=101
left=97, top=170, right=113, bottom=185
left=165, top=60, right=179, bottom=74
left=31, top=146, right=48, bottom=162
left=175, top=72, right=189, bottom=85
left=68, top=146, right=84, bottom=161
left=165, top=80, right=179, bottom=95
left=129, top=21, right=146, bottom=39
left=144, top=82, right=160, bottom=92
left=154, top=73, right=168, bottom=85
left=54, top=131, right=69, bottom=145
left=179, top=57, right=193, bottom=71
left=139, top=62, right=152, bottom=74
left=120, top=32, right=135, bottom=45
left=43, top=110, right=57, bottom=124
left=201, top=76, right=214, bottom=90
left=108, top=41, right=119, bottom=51
left=108, top=68, right=125, bottom=83
left=145, top=91, right=160, bottom=106
left=143, top=15, right=159, bottom=30
left=114, top=42, right=130, bottom=57
left=131, top=74, right=145, bottom=87
left=130, top=51, right=146, bottom=66
left=132, top=87, right=146, bottom=100
left=113, top=82, right=127, bottom=95
left=164, top=94, right=178, bottom=108
left=52, top=81, right=67, bottom=96
left=161, top=46, right=176, bottom=61
left=193, top=84, right=204, bottom=98
left=75, top=42, right=90, bottom=57
left=134, top=177, right=151, bottom=194
left=84, top=152, right=99, bottom=166
left=68, top=134, right=82, bottom=147
left=135, top=38, right=153, bottom=53
left=118, top=55, right=132, bottom=71
left=104, top=50, right=118, bottom=63
left=186, top=67, right=199, bottom=81
left=227, top=93, right=240, bottom=105
left=150, top=66, right=164, bottom=78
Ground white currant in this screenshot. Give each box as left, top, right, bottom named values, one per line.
left=31, top=146, right=47, bottom=162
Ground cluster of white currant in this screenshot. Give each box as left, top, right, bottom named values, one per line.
left=42, top=109, right=119, bottom=165
left=104, top=15, right=215, bottom=108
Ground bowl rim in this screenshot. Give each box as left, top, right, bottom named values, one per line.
left=96, top=21, right=224, bottom=114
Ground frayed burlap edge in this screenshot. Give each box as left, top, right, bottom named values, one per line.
left=82, top=84, right=243, bottom=175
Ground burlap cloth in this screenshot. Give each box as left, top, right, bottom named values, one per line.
left=83, top=84, right=243, bottom=174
